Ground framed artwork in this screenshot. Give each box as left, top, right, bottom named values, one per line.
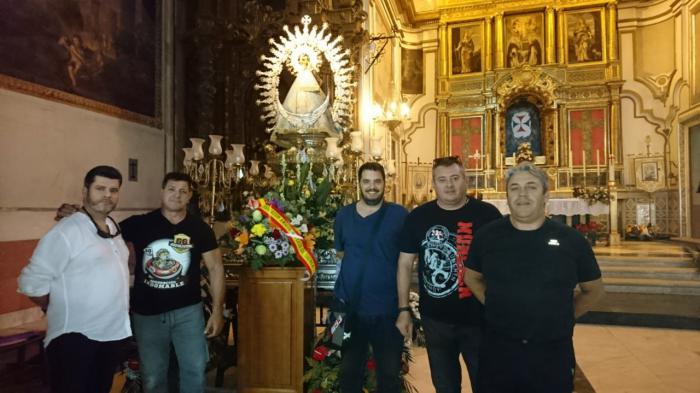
left=448, top=21, right=484, bottom=76
left=450, top=116, right=483, bottom=168
left=0, top=0, right=160, bottom=125
left=634, top=156, right=665, bottom=192
left=505, top=98, right=542, bottom=156
left=568, top=108, right=607, bottom=167
left=564, top=8, right=605, bottom=64
left=401, top=48, right=423, bottom=94
left=504, top=12, right=544, bottom=68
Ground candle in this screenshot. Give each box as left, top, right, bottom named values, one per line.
left=596, top=150, right=600, bottom=174
left=512, top=152, right=516, bottom=166
left=569, top=149, right=573, bottom=170
left=582, top=150, right=587, bottom=186
left=486, top=154, right=490, bottom=170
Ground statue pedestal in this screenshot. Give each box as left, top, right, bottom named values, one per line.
left=237, top=267, right=315, bottom=393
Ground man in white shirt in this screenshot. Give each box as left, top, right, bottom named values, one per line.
left=18, top=165, right=131, bottom=393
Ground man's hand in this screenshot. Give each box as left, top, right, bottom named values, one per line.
left=204, top=307, right=225, bottom=338
left=55, top=203, right=80, bottom=221
left=395, top=310, right=413, bottom=340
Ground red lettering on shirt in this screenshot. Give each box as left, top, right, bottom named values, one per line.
left=456, top=221, right=473, bottom=299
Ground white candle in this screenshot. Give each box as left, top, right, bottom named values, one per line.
left=486, top=154, right=490, bottom=170
left=596, top=149, right=600, bottom=176
left=569, top=149, right=573, bottom=170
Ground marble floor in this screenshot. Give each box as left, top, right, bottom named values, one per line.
left=400, top=324, right=700, bottom=393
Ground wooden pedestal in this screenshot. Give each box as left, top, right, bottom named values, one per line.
left=237, top=267, right=315, bottom=393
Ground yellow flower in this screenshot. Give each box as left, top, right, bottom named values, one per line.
left=288, top=179, right=295, bottom=186
left=251, top=223, right=267, bottom=237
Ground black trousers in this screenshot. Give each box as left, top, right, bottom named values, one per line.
left=477, top=333, right=575, bottom=393
left=339, top=314, right=404, bottom=393
left=46, top=332, right=127, bottom=393
left=421, top=316, right=482, bottom=393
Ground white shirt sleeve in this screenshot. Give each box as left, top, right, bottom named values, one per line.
left=17, top=227, right=72, bottom=297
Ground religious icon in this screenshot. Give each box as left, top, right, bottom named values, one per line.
left=402, top=48, right=424, bottom=94
left=449, top=22, right=483, bottom=75
left=504, top=13, right=544, bottom=68
left=505, top=99, right=541, bottom=156
left=565, top=10, right=604, bottom=64
left=450, top=116, right=482, bottom=168
left=642, top=162, right=658, bottom=182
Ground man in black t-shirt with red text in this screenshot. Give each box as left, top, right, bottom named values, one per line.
left=396, top=156, right=502, bottom=393
left=465, top=162, right=604, bottom=393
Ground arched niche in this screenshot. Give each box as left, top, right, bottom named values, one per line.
left=494, top=66, right=560, bottom=165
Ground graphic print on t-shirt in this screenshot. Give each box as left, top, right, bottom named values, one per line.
left=421, top=225, right=457, bottom=298
left=142, top=233, right=192, bottom=289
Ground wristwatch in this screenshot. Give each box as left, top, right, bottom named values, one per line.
left=398, top=306, right=411, bottom=313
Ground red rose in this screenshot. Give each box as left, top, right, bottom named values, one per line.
left=272, top=229, right=282, bottom=239
left=312, top=345, right=329, bottom=361
left=366, top=357, right=376, bottom=371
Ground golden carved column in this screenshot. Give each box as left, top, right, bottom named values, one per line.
left=439, top=22, right=449, bottom=78
left=485, top=16, right=493, bottom=71
left=495, top=13, right=504, bottom=69
left=546, top=7, right=556, bottom=64
left=607, top=2, right=618, bottom=61
left=557, top=8, right=565, bottom=64
left=438, top=112, right=449, bottom=157
left=609, top=84, right=622, bottom=161
left=485, top=107, right=493, bottom=168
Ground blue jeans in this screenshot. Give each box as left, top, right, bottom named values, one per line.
left=339, top=313, right=404, bottom=393
left=132, top=303, right=209, bottom=393
left=422, top=316, right=482, bottom=393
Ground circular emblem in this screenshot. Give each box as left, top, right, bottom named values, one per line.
left=511, top=111, right=532, bottom=138
left=421, top=225, right=458, bottom=298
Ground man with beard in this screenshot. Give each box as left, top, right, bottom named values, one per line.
left=465, top=162, right=603, bottom=392
left=18, top=166, right=131, bottom=393
left=333, top=162, right=408, bottom=393
left=54, top=172, right=225, bottom=393
left=396, top=156, right=502, bottom=393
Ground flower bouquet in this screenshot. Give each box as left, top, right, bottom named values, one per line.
left=573, top=186, right=611, bottom=205
left=575, top=221, right=602, bottom=246
left=225, top=193, right=318, bottom=273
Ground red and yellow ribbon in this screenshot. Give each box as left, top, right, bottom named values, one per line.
left=257, top=198, right=317, bottom=276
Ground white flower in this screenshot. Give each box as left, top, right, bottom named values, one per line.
left=299, top=224, right=308, bottom=233
left=291, top=214, right=303, bottom=226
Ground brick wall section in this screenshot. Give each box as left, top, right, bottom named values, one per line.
left=0, top=240, right=39, bottom=314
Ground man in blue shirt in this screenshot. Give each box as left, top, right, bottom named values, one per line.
left=334, top=162, right=408, bottom=393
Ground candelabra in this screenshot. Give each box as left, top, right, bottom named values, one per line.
left=183, top=135, right=246, bottom=224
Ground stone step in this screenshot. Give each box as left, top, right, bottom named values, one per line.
left=603, top=277, right=700, bottom=296
left=600, top=266, right=700, bottom=280
left=596, top=255, right=695, bottom=268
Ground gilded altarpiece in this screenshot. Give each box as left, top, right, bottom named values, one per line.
left=434, top=0, right=622, bottom=196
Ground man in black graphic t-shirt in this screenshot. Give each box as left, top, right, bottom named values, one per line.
left=120, top=172, right=225, bottom=393
left=396, top=156, right=501, bottom=393
left=465, top=162, right=603, bottom=393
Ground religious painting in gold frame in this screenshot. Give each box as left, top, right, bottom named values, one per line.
left=634, top=156, right=665, bottom=192
left=563, top=8, right=605, bottom=65
left=503, top=12, right=544, bottom=68
left=449, top=115, right=483, bottom=169
left=568, top=107, right=607, bottom=168
left=448, top=21, right=484, bottom=76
